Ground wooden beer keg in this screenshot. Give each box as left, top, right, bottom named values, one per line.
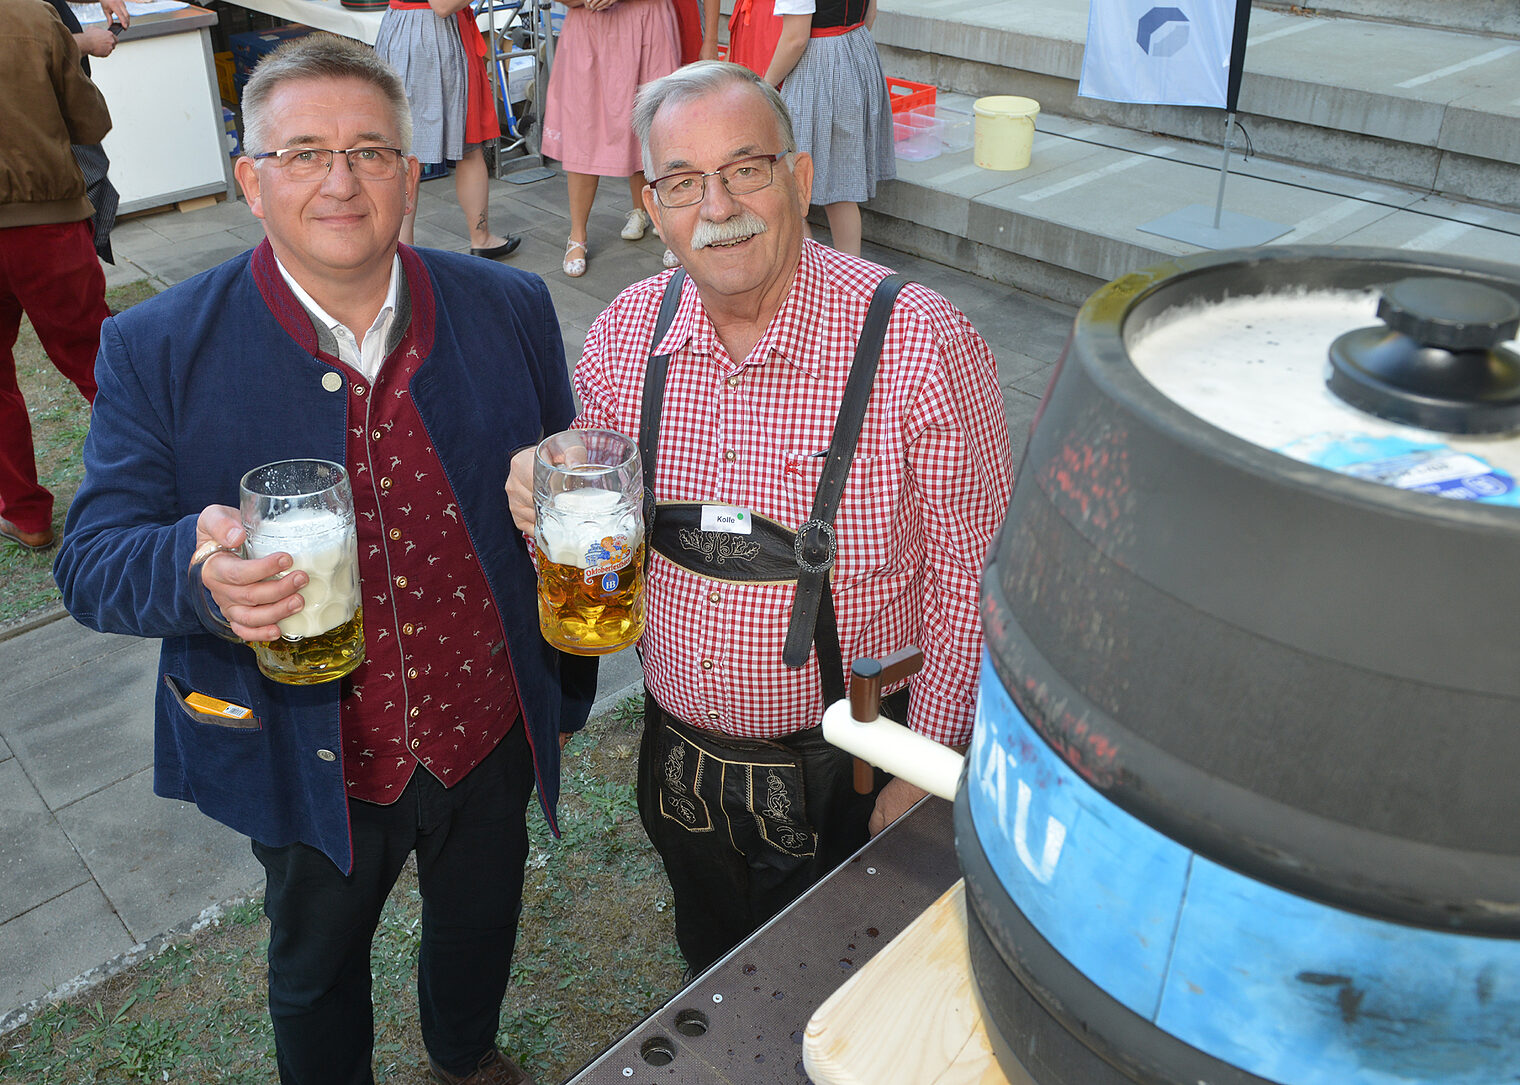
left=959, top=246, right=1520, bottom=1084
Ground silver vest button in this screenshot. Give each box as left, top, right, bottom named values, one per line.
left=317, top=749, right=337, bottom=762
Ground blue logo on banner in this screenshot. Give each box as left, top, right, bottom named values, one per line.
left=1136, top=6, right=1190, bottom=57
left=601, top=572, right=619, bottom=593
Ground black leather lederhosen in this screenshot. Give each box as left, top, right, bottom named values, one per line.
left=634, top=269, right=912, bottom=971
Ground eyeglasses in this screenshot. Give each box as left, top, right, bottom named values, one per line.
left=251, top=146, right=407, bottom=182
left=649, top=152, right=789, bottom=208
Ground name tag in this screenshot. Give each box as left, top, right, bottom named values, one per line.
left=700, top=505, right=752, bottom=534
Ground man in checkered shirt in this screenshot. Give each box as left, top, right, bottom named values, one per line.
left=509, top=61, right=1012, bottom=974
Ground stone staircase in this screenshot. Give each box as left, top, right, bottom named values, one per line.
left=857, top=0, right=1520, bottom=305
left=1286, top=0, right=1519, bottom=38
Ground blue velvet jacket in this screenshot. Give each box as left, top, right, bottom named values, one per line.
left=55, top=242, right=597, bottom=872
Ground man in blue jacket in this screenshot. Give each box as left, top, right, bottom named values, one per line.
left=54, top=33, right=592, bottom=1085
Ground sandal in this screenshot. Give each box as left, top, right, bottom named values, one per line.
left=563, top=238, right=587, bottom=278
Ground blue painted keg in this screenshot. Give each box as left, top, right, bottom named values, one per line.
left=960, top=247, right=1520, bottom=1084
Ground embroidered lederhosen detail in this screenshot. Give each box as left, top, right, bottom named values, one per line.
left=637, top=269, right=909, bottom=705
left=653, top=503, right=801, bottom=584
left=651, top=711, right=816, bottom=857
left=659, top=728, right=712, bottom=832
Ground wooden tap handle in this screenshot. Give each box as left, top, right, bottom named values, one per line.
left=848, top=646, right=925, bottom=721
left=846, top=647, right=925, bottom=794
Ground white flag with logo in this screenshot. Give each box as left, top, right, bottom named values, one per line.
left=1079, top=1, right=1236, bottom=107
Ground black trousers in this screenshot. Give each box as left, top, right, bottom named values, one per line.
left=637, top=690, right=905, bottom=974
left=252, top=722, right=534, bottom=1085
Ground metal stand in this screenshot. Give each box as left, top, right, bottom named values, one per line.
left=480, top=0, right=557, bottom=184
left=1139, top=110, right=1288, bottom=249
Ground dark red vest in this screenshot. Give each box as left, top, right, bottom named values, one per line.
left=255, top=245, right=520, bottom=803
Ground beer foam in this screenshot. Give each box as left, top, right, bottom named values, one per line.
left=246, top=509, right=361, bottom=639
left=247, top=507, right=352, bottom=553
left=538, top=488, right=640, bottom=568
left=1128, top=289, right=1520, bottom=476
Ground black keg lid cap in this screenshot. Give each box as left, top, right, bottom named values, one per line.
left=1327, top=275, right=1520, bottom=434
left=1376, top=277, right=1520, bottom=350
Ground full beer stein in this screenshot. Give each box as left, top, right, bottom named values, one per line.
left=239, top=459, right=364, bottom=684
left=533, top=429, right=645, bottom=655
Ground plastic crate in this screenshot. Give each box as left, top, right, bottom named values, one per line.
left=893, top=112, right=942, bottom=161
left=230, top=24, right=312, bottom=76
left=214, top=51, right=237, bottom=105
left=911, top=103, right=973, bottom=153
left=886, top=77, right=935, bottom=115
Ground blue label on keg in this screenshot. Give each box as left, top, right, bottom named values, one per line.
left=600, top=571, right=619, bottom=593
left=1280, top=434, right=1519, bottom=504
left=967, top=653, right=1520, bottom=1083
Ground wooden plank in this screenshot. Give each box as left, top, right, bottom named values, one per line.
left=176, top=194, right=220, bottom=213
left=803, top=880, right=1035, bottom=1085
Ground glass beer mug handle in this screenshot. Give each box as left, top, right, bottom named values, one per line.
left=187, top=543, right=245, bottom=643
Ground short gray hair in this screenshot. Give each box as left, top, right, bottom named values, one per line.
left=631, top=61, right=796, bottom=178
left=242, top=33, right=413, bottom=156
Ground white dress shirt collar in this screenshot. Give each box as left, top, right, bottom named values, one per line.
left=275, top=254, right=402, bottom=382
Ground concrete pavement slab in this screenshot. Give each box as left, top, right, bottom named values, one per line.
left=1, top=616, right=145, bottom=697
left=0, top=758, right=92, bottom=926
left=131, top=231, right=257, bottom=287
left=227, top=221, right=269, bottom=247
left=1010, top=367, right=1059, bottom=398
left=128, top=195, right=259, bottom=243
left=3, top=628, right=157, bottom=810
left=959, top=302, right=1068, bottom=387
left=1001, top=388, right=1045, bottom=449
left=0, top=883, right=133, bottom=1013
left=56, top=768, right=260, bottom=943
left=409, top=213, right=471, bottom=253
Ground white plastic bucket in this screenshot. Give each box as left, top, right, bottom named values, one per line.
left=973, top=95, right=1040, bottom=171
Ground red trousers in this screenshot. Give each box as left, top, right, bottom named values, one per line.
left=0, top=219, right=105, bottom=534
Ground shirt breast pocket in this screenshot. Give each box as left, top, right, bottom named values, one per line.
left=780, top=452, right=896, bottom=586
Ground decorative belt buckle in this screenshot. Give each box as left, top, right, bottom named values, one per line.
left=794, top=519, right=836, bottom=574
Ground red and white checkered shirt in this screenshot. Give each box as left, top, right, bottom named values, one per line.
left=575, top=240, right=1012, bottom=746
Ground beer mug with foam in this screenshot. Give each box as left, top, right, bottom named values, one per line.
left=239, top=459, right=365, bottom=684
left=533, top=429, right=645, bottom=655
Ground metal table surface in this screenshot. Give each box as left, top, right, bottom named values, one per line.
left=564, top=797, right=959, bottom=1085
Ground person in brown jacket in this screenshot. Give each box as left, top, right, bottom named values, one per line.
left=0, top=0, right=113, bottom=551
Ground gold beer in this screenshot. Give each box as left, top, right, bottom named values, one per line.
left=536, top=540, right=646, bottom=654
left=533, top=430, right=646, bottom=654
left=252, top=606, right=366, bottom=684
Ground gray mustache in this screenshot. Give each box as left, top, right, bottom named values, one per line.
left=690, top=212, right=769, bottom=250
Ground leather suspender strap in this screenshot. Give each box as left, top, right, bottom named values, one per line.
left=783, top=274, right=909, bottom=696
left=638, top=269, right=687, bottom=540
left=635, top=269, right=908, bottom=706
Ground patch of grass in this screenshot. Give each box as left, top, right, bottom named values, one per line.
left=0, top=280, right=157, bottom=629
left=0, top=697, right=678, bottom=1085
